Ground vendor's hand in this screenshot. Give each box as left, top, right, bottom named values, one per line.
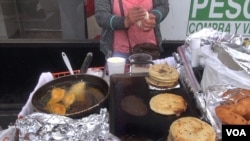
left=125, top=6, right=146, bottom=28
left=140, top=13, right=156, bottom=32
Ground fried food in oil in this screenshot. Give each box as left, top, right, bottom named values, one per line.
left=50, top=87, right=65, bottom=102
left=215, top=106, right=247, bottom=125
left=67, top=82, right=86, bottom=102
left=43, top=82, right=87, bottom=115
left=45, top=103, right=66, bottom=115
left=62, top=93, right=76, bottom=108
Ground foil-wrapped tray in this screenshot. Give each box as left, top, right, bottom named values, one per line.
left=15, top=108, right=120, bottom=141
left=109, top=73, right=201, bottom=140
left=204, top=84, right=250, bottom=140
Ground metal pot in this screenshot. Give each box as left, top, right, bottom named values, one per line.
left=31, top=74, right=109, bottom=118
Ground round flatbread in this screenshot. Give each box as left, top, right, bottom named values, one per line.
left=149, top=93, right=187, bottom=116
left=148, top=64, right=179, bottom=82
left=168, top=117, right=216, bottom=141
left=121, top=95, right=148, bottom=116
left=145, top=77, right=178, bottom=88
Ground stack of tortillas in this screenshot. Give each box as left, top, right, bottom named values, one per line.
left=149, top=93, right=187, bottom=116
left=145, top=64, right=179, bottom=88
left=168, top=117, right=216, bottom=141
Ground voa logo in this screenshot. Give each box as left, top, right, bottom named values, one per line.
left=226, top=129, right=246, bottom=136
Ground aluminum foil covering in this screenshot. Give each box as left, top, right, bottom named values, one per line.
left=178, top=28, right=250, bottom=140
left=176, top=61, right=207, bottom=123
left=177, top=46, right=202, bottom=94
left=204, top=84, right=245, bottom=140
left=220, top=43, right=250, bottom=74
left=172, top=48, right=208, bottom=130
left=186, top=28, right=244, bottom=46
left=173, top=46, right=207, bottom=121
left=186, top=28, right=250, bottom=74
left=15, top=108, right=120, bottom=141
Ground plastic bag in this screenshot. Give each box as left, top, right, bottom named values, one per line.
left=201, top=52, right=250, bottom=92
left=0, top=126, right=17, bottom=141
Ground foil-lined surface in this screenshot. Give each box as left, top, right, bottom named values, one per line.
left=186, top=28, right=250, bottom=74
left=204, top=84, right=247, bottom=140
left=176, top=56, right=207, bottom=118
left=186, top=28, right=244, bottom=46
left=16, top=108, right=120, bottom=141
left=173, top=47, right=208, bottom=129
left=177, top=46, right=202, bottom=94
left=220, top=43, right=250, bottom=74
left=178, top=28, right=250, bottom=140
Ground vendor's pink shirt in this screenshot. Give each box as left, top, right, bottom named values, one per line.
left=113, top=0, right=157, bottom=53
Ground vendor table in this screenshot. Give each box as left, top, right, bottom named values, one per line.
left=0, top=41, right=183, bottom=130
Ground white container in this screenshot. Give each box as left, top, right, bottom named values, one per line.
left=190, top=38, right=201, bottom=67
left=107, top=57, right=126, bottom=76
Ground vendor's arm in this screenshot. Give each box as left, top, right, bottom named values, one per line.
left=141, top=13, right=156, bottom=32
left=95, top=0, right=128, bottom=30
left=150, top=0, right=169, bottom=25
left=125, top=6, right=146, bottom=28
left=139, top=0, right=169, bottom=31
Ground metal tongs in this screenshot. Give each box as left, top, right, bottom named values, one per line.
left=62, top=52, right=74, bottom=75
left=61, top=52, right=93, bottom=75
left=80, top=52, right=93, bottom=74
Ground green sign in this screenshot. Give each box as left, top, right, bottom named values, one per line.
left=187, top=0, right=250, bottom=36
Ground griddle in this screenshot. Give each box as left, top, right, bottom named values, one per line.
left=109, top=73, right=201, bottom=141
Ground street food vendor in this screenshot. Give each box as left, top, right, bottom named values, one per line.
left=94, top=0, right=169, bottom=59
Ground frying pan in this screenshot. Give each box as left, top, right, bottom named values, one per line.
left=31, top=74, right=109, bottom=119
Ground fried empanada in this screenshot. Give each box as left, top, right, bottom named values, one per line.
left=62, top=93, right=76, bottom=108
left=45, top=103, right=66, bottom=115
left=215, top=106, right=247, bottom=125
left=50, top=87, right=65, bottom=102
left=221, top=104, right=249, bottom=116
left=67, top=82, right=86, bottom=102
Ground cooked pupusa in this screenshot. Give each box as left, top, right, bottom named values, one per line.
left=168, top=117, right=216, bottom=141
left=149, top=93, right=187, bottom=116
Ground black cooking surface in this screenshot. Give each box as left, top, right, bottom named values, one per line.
left=109, top=73, right=201, bottom=140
